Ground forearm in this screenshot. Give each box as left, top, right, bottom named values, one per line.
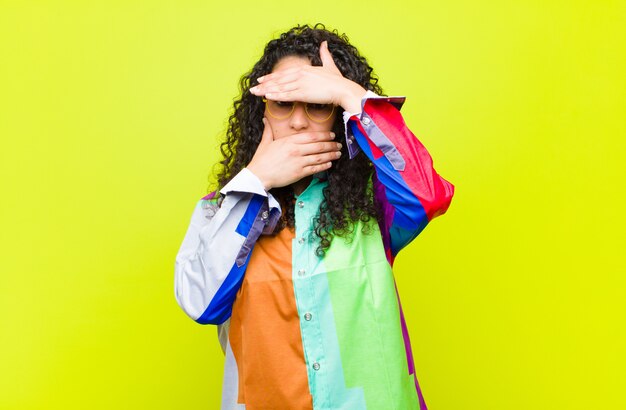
left=338, top=79, right=368, bottom=114
left=344, top=92, right=454, bottom=255
left=174, top=169, right=281, bottom=324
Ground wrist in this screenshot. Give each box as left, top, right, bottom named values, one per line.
left=245, top=166, right=272, bottom=191
left=339, top=80, right=367, bottom=113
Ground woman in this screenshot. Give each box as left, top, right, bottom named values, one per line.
left=175, top=23, right=454, bottom=409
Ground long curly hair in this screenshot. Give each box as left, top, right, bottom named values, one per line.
left=212, top=23, right=384, bottom=256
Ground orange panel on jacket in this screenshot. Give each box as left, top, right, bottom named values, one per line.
left=228, top=226, right=313, bottom=409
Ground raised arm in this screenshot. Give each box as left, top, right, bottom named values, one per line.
left=344, top=91, right=455, bottom=263
left=174, top=168, right=281, bottom=325
left=247, top=41, right=454, bottom=262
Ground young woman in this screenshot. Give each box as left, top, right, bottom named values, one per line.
left=175, top=23, right=454, bottom=409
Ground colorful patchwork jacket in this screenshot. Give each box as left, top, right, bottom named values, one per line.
left=175, top=91, right=455, bottom=409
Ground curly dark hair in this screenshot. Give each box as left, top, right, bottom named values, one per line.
left=211, top=23, right=385, bottom=256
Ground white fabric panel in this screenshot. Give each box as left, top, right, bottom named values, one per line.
left=220, top=167, right=268, bottom=197
left=174, top=168, right=280, bottom=321
left=220, top=339, right=246, bottom=410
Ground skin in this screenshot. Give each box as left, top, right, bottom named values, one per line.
left=247, top=41, right=368, bottom=196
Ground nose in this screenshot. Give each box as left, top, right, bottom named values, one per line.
left=289, top=102, right=309, bottom=131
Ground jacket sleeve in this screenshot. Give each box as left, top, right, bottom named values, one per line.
left=343, top=91, right=455, bottom=262
left=174, top=168, right=281, bottom=325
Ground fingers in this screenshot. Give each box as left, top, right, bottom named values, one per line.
left=303, top=149, right=342, bottom=166
left=259, top=71, right=299, bottom=87
left=256, top=67, right=300, bottom=84
left=252, top=70, right=299, bottom=97
left=298, top=140, right=342, bottom=156
left=252, top=80, right=300, bottom=101
left=254, top=74, right=299, bottom=96
left=262, top=82, right=298, bottom=94
left=282, top=131, right=341, bottom=175
left=251, top=65, right=320, bottom=100
left=290, top=131, right=336, bottom=144
left=302, top=161, right=333, bottom=176
left=319, top=41, right=341, bottom=74
left=265, top=90, right=298, bottom=101
left=260, top=117, right=274, bottom=145
left=296, top=132, right=342, bottom=167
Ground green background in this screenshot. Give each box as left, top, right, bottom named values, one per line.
left=1, top=0, right=624, bottom=408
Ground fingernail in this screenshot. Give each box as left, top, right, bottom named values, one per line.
left=330, top=132, right=335, bottom=138
left=257, top=76, right=264, bottom=83
left=250, top=86, right=258, bottom=93
left=337, top=143, right=342, bottom=149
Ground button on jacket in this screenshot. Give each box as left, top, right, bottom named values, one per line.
left=175, top=91, right=455, bottom=409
